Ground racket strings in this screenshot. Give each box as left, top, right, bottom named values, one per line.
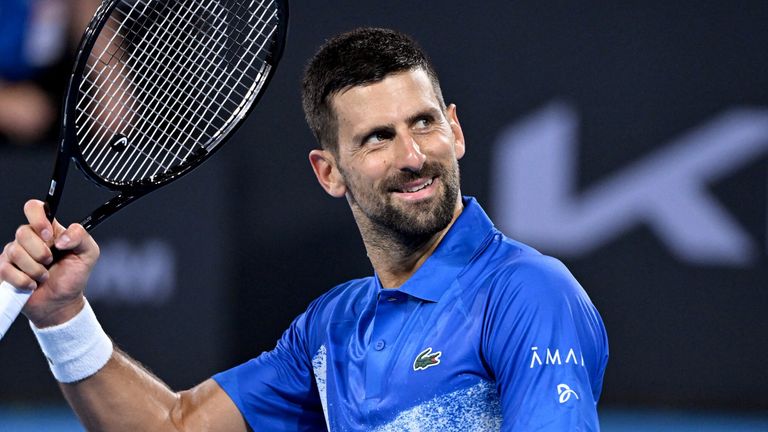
left=137, top=0, right=274, bottom=177
left=97, top=0, right=233, bottom=180
left=75, top=0, right=279, bottom=185
left=79, top=1, right=217, bottom=174
left=82, top=0, right=273, bottom=176
left=79, top=11, right=182, bottom=176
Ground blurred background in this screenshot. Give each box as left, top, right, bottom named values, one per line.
left=1, top=0, right=767, bottom=430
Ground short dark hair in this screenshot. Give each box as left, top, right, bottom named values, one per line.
left=301, top=27, right=445, bottom=153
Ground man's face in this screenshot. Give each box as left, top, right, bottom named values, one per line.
left=328, top=68, right=466, bottom=238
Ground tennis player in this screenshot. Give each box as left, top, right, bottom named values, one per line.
left=0, top=28, right=608, bottom=431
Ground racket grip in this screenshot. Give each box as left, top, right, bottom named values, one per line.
left=0, top=281, right=32, bottom=340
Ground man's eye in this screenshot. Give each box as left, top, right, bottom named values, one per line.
left=414, top=118, right=432, bottom=129
left=365, top=131, right=391, bottom=144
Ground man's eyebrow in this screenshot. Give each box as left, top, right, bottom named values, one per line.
left=352, top=123, right=395, bottom=144
left=405, top=107, right=442, bottom=125
left=351, top=107, right=443, bottom=144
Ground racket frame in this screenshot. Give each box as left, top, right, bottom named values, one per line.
left=46, top=0, right=289, bottom=231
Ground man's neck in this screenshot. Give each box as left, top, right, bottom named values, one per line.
left=352, top=198, right=464, bottom=289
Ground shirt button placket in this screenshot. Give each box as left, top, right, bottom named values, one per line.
left=364, top=291, right=406, bottom=398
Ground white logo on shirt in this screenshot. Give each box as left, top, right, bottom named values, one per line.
left=529, top=347, right=585, bottom=368
left=557, top=384, right=579, bottom=403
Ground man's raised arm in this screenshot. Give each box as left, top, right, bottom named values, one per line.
left=0, top=200, right=246, bottom=431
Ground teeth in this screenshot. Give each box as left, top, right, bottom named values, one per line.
left=404, top=178, right=433, bottom=193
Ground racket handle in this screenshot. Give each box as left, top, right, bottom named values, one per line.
left=0, top=281, right=32, bottom=340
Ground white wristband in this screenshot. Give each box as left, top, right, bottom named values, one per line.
left=30, top=299, right=113, bottom=383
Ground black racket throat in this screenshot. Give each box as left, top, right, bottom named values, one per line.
left=44, top=151, right=140, bottom=233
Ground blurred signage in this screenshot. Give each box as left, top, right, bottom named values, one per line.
left=492, top=101, right=768, bottom=266
left=88, top=238, right=177, bottom=305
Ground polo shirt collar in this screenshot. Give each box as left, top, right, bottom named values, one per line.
left=376, top=196, right=495, bottom=302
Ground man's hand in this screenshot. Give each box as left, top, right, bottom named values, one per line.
left=0, top=200, right=99, bottom=328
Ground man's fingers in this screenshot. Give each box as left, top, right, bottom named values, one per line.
left=52, top=219, right=67, bottom=238
left=15, top=225, right=53, bottom=266
left=0, top=262, right=36, bottom=291
left=0, top=244, right=40, bottom=291
left=22, top=200, right=54, bottom=244
left=5, top=242, right=49, bottom=284
left=55, top=224, right=98, bottom=259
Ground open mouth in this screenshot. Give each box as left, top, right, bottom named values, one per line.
left=399, top=177, right=434, bottom=193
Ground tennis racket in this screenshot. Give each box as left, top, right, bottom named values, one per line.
left=0, top=0, right=289, bottom=340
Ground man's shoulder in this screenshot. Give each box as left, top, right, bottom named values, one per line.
left=475, top=229, right=568, bottom=275
left=304, top=276, right=376, bottom=321
left=479, top=237, right=606, bottom=351
left=324, top=275, right=375, bottom=298
left=477, top=233, right=585, bottom=302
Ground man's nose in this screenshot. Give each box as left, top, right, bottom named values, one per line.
left=393, top=133, right=426, bottom=172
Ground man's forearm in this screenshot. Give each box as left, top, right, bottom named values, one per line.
left=61, top=347, right=182, bottom=432
left=59, top=347, right=247, bottom=432
left=2, top=201, right=245, bottom=431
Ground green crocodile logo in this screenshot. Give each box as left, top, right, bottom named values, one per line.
left=413, top=347, right=442, bottom=371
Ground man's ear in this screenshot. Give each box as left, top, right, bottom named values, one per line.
left=446, top=104, right=465, bottom=160
left=309, top=149, right=346, bottom=197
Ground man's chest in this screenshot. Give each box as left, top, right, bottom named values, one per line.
left=310, top=289, right=501, bottom=431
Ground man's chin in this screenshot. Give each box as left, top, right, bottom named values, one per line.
left=389, top=190, right=457, bottom=232
left=385, top=206, right=454, bottom=238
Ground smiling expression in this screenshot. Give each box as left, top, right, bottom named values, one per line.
left=325, top=68, right=466, bottom=240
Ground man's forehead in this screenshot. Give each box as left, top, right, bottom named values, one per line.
left=330, top=69, right=441, bottom=122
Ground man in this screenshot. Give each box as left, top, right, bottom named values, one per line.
left=0, top=28, right=608, bottom=430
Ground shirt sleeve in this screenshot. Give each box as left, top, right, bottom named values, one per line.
left=482, top=255, right=609, bottom=431
left=213, top=311, right=326, bottom=431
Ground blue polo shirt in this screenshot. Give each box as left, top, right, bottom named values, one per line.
left=214, top=197, right=608, bottom=431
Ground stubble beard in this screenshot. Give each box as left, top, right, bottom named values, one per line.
left=344, top=160, right=461, bottom=248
